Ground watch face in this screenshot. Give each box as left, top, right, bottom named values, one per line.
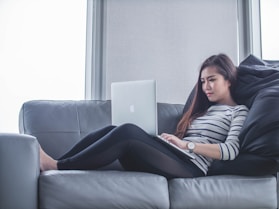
left=188, top=142, right=195, bottom=149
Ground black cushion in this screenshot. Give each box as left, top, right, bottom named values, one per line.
left=208, top=153, right=278, bottom=176
left=236, top=55, right=279, bottom=160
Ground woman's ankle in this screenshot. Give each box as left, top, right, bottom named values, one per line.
left=40, top=147, right=58, bottom=171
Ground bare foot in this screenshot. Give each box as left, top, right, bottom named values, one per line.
left=40, top=146, right=58, bottom=171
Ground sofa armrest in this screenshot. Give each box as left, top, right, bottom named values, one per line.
left=0, top=133, right=39, bottom=209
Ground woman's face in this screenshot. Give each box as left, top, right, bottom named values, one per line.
left=200, top=66, right=232, bottom=105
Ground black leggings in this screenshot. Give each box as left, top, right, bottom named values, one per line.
left=57, top=123, right=204, bottom=179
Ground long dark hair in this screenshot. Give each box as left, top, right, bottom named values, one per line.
left=175, top=53, right=237, bottom=139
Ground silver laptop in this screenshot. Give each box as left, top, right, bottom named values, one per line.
left=111, top=80, right=195, bottom=160
left=111, top=80, right=157, bottom=135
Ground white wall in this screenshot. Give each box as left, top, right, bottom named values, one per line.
left=102, top=0, right=239, bottom=104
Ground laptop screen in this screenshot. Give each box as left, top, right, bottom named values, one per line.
left=111, top=80, right=157, bottom=135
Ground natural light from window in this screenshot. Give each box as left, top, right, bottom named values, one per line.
left=0, top=0, right=87, bottom=132
left=260, top=0, right=279, bottom=60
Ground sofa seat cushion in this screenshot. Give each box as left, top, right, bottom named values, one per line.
left=169, top=175, right=277, bottom=209
left=39, top=170, right=169, bottom=209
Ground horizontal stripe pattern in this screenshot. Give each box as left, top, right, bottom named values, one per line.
left=183, top=104, right=249, bottom=174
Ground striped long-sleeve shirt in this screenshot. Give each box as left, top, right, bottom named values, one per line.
left=183, top=104, right=249, bottom=174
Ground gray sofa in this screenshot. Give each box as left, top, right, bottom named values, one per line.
left=0, top=100, right=278, bottom=209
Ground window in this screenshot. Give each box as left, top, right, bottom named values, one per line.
left=0, top=0, right=87, bottom=132
left=260, top=0, right=279, bottom=60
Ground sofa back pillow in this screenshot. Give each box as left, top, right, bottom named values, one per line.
left=235, top=55, right=279, bottom=160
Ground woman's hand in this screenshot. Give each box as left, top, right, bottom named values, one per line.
left=160, top=133, right=187, bottom=149
left=160, top=133, right=222, bottom=160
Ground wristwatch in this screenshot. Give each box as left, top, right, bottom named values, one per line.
left=187, top=142, right=195, bottom=153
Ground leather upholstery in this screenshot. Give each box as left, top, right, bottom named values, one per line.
left=19, top=100, right=183, bottom=159
left=0, top=133, right=39, bottom=209
left=0, top=99, right=273, bottom=209
left=40, top=170, right=169, bottom=209
left=169, top=175, right=277, bottom=209
left=19, top=100, right=113, bottom=159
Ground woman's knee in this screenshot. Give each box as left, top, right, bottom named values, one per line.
left=119, top=123, right=144, bottom=132
left=113, top=123, right=147, bottom=138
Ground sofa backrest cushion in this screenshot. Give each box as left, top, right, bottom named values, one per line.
left=19, top=100, right=112, bottom=158
left=19, top=100, right=183, bottom=159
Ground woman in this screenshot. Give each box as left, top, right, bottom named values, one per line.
left=40, top=53, right=249, bottom=179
